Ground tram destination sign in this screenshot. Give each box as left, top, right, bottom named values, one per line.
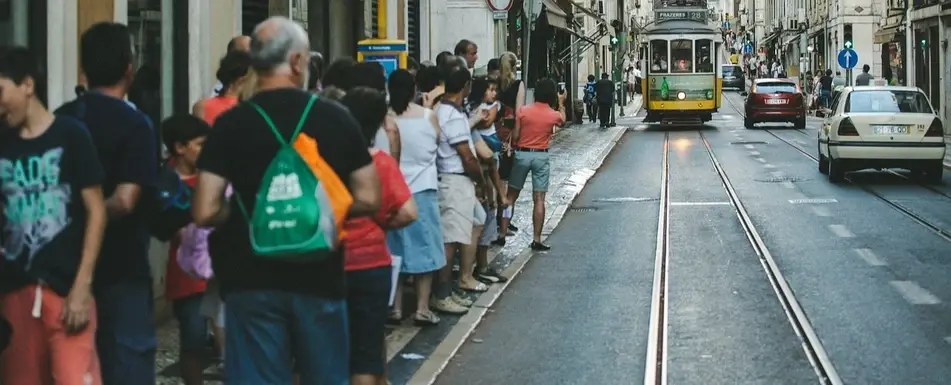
left=655, top=11, right=706, bottom=22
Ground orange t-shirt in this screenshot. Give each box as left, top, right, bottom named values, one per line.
left=203, top=96, right=239, bottom=125
left=515, top=102, right=564, bottom=150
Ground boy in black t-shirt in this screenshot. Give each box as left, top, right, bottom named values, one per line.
left=0, top=46, right=107, bottom=384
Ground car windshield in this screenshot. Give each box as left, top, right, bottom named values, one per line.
left=722, top=66, right=738, bottom=75
left=755, top=82, right=797, bottom=94
left=846, top=90, right=934, bottom=114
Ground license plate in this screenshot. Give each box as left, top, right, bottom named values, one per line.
left=765, top=99, right=787, bottom=105
left=873, top=125, right=908, bottom=135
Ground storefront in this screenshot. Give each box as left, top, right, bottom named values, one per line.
left=875, top=25, right=905, bottom=86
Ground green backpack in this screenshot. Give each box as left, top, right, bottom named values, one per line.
left=235, top=95, right=337, bottom=261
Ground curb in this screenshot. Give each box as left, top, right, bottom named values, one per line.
left=405, top=113, right=633, bottom=385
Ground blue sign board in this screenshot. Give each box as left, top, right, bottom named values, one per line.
left=837, top=48, right=858, bottom=70
left=743, top=43, right=753, bottom=55
left=365, top=55, right=400, bottom=79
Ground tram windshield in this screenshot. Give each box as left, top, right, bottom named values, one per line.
left=695, top=39, right=713, bottom=73
left=670, top=39, right=692, bottom=73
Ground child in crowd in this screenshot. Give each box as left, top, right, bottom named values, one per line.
left=159, top=114, right=214, bottom=385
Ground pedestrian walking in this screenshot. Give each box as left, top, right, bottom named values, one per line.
left=56, top=22, right=160, bottom=385
left=0, top=45, right=108, bottom=385
left=504, top=79, right=566, bottom=251
left=855, top=64, right=873, bottom=86
left=583, top=74, right=597, bottom=123
left=191, top=16, right=382, bottom=384
left=594, top=73, right=615, bottom=128
left=386, top=69, right=447, bottom=325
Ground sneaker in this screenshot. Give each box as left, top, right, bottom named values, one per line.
left=508, top=224, right=519, bottom=232
left=530, top=241, right=551, bottom=251
left=451, top=292, right=474, bottom=307
left=431, top=296, right=468, bottom=314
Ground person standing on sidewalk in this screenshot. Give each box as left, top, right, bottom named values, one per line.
left=594, top=73, right=615, bottom=128
left=55, top=22, right=159, bottom=385
left=210, top=36, right=250, bottom=96
left=433, top=61, right=486, bottom=314
left=855, top=64, right=874, bottom=86
left=0, top=45, right=107, bottom=385
left=504, top=79, right=566, bottom=251
left=583, top=75, right=597, bottom=123
left=494, top=52, right=526, bottom=246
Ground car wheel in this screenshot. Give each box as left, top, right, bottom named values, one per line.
left=828, top=157, right=845, bottom=183
left=818, top=146, right=829, bottom=174
left=744, top=117, right=754, bottom=129
left=921, top=162, right=944, bottom=184
left=794, top=117, right=806, bottom=129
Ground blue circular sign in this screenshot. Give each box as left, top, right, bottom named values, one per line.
left=837, top=48, right=858, bottom=70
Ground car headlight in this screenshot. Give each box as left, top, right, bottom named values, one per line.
left=677, top=91, right=686, bottom=100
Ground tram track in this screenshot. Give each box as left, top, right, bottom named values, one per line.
left=644, top=130, right=842, bottom=385
left=721, top=92, right=951, bottom=243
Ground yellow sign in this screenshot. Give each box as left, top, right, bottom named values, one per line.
left=356, top=39, right=408, bottom=79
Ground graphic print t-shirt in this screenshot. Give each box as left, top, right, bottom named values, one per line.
left=0, top=117, right=104, bottom=296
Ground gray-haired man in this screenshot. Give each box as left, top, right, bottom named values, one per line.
left=191, top=16, right=382, bottom=384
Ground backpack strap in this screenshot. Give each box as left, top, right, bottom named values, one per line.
left=247, top=94, right=319, bottom=146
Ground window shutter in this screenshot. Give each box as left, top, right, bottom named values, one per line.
left=408, top=0, right=420, bottom=61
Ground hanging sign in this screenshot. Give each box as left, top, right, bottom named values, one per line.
left=655, top=11, right=706, bottom=22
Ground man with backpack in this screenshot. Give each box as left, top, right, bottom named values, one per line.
left=191, top=17, right=382, bottom=383
left=55, top=22, right=159, bottom=385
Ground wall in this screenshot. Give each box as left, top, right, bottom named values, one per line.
left=428, top=0, right=496, bottom=65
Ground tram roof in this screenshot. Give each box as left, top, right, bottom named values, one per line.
left=644, top=19, right=716, bottom=35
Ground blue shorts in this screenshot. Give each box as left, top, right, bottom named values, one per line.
left=346, top=267, right=392, bottom=375
left=95, top=281, right=158, bottom=385
left=224, top=290, right=349, bottom=385
left=172, top=293, right=208, bottom=353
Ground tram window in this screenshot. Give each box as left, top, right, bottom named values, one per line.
left=670, top=39, right=692, bottom=73
left=695, top=39, right=713, bottom=73
left=649, top=40, right=668, bottom=73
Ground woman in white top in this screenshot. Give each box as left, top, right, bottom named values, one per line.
left=385, top=69, right=446, bottom=326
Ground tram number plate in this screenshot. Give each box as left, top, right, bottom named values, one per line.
left=765, top=99, right=787, bottom=105
left=873, top=125, right=908, bottom=135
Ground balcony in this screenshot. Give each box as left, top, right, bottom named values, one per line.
left=913, top=0, right=938, bottom=9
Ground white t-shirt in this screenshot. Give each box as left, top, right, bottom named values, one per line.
left=435, top=103, right=474, bottom=174
left=473, top=102, right=500, bottom=136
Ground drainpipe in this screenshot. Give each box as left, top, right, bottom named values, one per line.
left=905, top=3, right=914, bottom=87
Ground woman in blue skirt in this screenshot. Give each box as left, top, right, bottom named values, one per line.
left=386, top=70, right=447, bottom=326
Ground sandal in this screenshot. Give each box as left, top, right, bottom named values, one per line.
left=459, top=281, right=489, bottom=292
left=413, top=311, right=440, bottom=326
left=477, top=268, right=508, bottom=284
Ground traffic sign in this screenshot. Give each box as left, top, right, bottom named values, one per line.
left=743, top=43, right=753, bottom=55
left=837, top=48, right=857, bottom=70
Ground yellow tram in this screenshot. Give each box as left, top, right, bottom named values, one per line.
left=640, top=19, right=723, bottom=125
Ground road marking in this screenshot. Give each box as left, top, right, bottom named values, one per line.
left=854, top=248, right=887, bottom=266
left=770, top=171, right=785, bottom=177
left=593, top=197, right=656, bottom=202
left=670, top=201, right=732, bottom=206
left=811, top=206, right=832, bottom=217
left=781, top=181, right=796, bottom=189
left=749, top=151, right=761, bottom=156
left=795, top=139, right=808, bottom=146
left=744, top=144, right=755, bottom=149
left=386, top=326, right=422, bottom=362
left=789, top=198, right=838, bottom=204
left=755, top=157, right=767, bottom=163
left=828, top=224, right=854, bottom=238
left=764, top=164, right=777, bottom=168
left=889, top=281, right=941, bottom=305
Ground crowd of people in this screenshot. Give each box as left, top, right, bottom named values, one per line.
left=0, top=15, right=567, bottom=385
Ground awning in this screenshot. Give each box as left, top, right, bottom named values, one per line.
left=569, top=1, right=609, bottom=26
left=540, top=0, right=570, bottom=31
left=874, top=24, right=903, bottom=44
left=782, top=33, right=800, bottom=47
left=761, top=31, right=781, bottom=46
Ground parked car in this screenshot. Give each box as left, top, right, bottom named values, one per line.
left=722, top=64, right=745, bottom=90
left=744, top=78, right=807, bottom=129
left=817, top=86, right=945, bottom=183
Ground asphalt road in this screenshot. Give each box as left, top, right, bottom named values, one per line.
left=433, top=92, right=951, bottom=384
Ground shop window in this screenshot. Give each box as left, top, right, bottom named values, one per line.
left=670, top=39, right=692, bottom=73
left=695, top=39, right=713, bottom=73
left=128, top=0, right=163, bottom=127
left=649, top=39, right=668, bottom=73
left=0, top=0, right=47, bottom=104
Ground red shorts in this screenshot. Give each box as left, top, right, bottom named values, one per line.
left=0, top=284, right=102, bottom=385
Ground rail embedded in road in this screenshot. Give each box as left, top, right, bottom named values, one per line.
left=644, top=133, right=670, bottom=385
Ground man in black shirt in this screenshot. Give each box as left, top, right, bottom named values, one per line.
left=0, top=45, right=107, bottom=384
left=192, top=16, right=382, bottom=383
left=594, top=73, right=615, bottom=128
left=818, top=69, right=834, bottom=108
left=55, top=23, right=159, bottom=385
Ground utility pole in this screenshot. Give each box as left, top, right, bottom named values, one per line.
left=523, top=1, right=536, bottom=90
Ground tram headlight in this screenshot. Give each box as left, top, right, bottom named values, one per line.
left=677, top=91, right=686, bottom=100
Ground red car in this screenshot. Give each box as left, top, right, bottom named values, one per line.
left=744, top=79, right=807, bottom=129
